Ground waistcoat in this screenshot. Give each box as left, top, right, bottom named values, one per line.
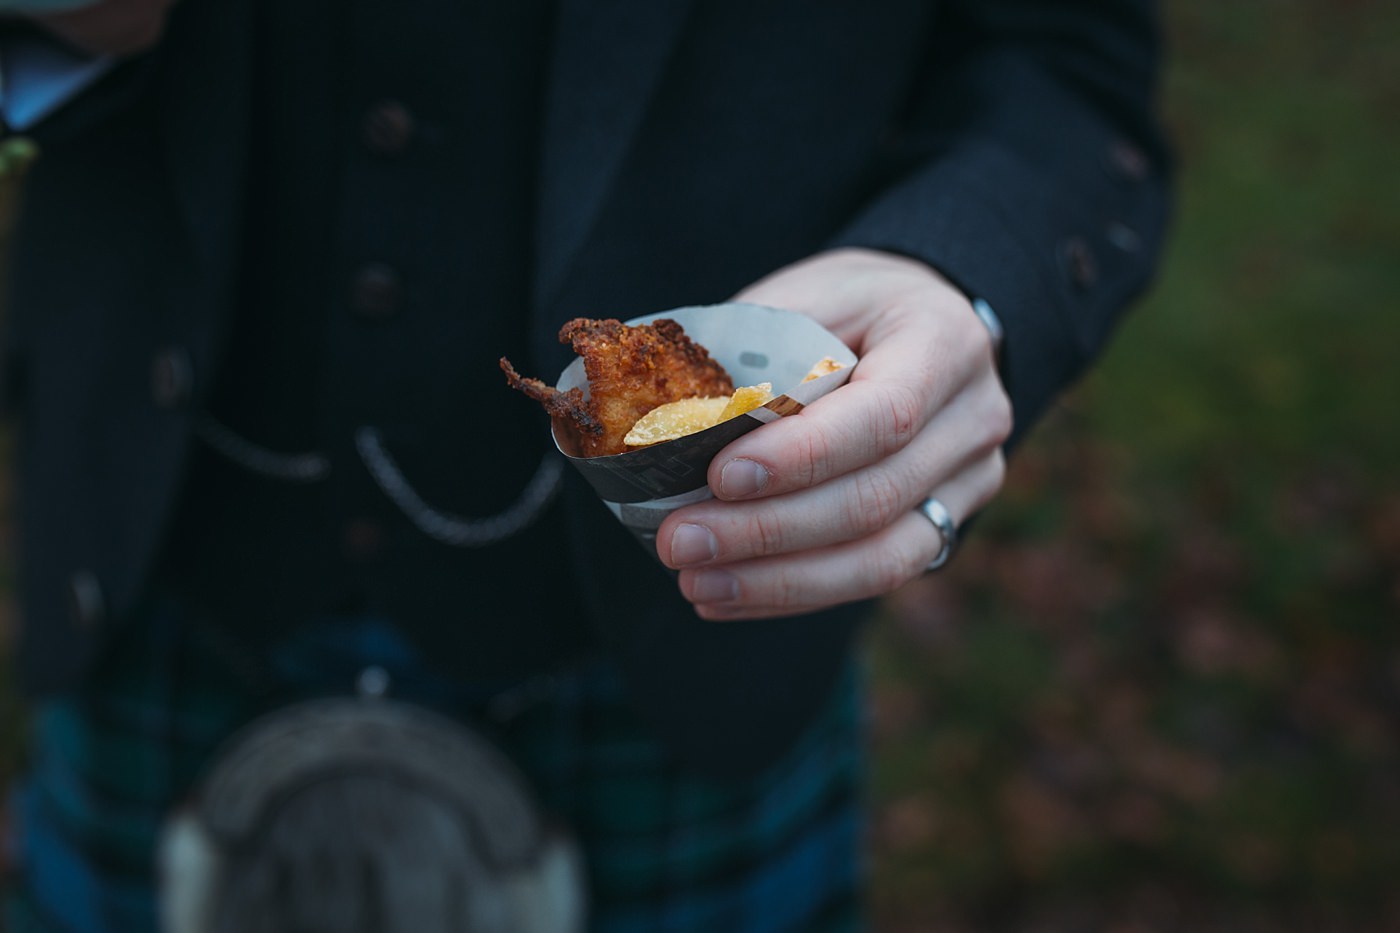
left=164, top=0, right=593, bottom=680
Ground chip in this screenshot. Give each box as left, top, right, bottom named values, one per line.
left=621, top=349, right=841, bottom=450
left=718, top=382, right=773, bottom=421
left=801, top=356, right=844, bottom=383
left=622, top=381, right=777, bottom=448
left=624, top=396, right=731, bottom=447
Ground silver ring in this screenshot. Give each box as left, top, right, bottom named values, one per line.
left=918, top=497, right=958, bottom=571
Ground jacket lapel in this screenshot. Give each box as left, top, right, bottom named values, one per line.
left=534, top=0, right=696, bottom=312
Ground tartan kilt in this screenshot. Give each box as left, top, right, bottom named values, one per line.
left=5, top=595, right=865, bottom=932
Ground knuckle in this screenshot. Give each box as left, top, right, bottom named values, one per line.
left=876, top=381, right=923, bottom=451
left=988, top=449, right=1008, bottom=493
left=862, top=543, right=916, bottom=597
left=961, top=451, right=1008, bottom=520
left=744, top=508, right=786, bottom=557
left=986, top=394, right=1014, bottom=447
left=897, top=533, right=932, bottom=588
left=847, top=468, right=907, bottom=533
left=789, top=421, right=835, bottom=487
left=952, top=299, right=993, bottom=352
left=967, top=315, right=995, bottom=356
left=772, top=570, right=804, bottom=608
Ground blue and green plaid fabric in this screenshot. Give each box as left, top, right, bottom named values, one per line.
left=6, top=597, right=865, bottom=932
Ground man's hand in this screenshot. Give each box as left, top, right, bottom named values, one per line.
left=25, top=0, right=176, bottom=57
left=657, top=248, right=1013, bottom=620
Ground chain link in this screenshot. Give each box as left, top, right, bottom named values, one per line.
left=195, top=415, right=331, bottom=482
left=194, top=417, right=563, bottom=546
left=355, top=426, right=564, bottom=548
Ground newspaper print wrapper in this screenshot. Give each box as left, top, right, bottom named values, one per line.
left=549, top=303, right=858, bottom=553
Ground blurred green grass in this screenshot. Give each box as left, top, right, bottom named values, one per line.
left=869, top=2, right=1400, bottom=930
left=2, top=1, right=1398, bottom=929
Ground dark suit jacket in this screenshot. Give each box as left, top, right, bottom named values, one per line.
left=2, top=0, right=1171, bottom=778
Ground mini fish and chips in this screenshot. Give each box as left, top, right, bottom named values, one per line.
left=505, top=303, right=857, bottom=552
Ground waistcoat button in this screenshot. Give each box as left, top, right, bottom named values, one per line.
left=67, top=570, right=105, bottom=631
left=151, top=346, right=193, bottom=409
left=343, top=518, right=384, bottom=561
left=351, top=263, right=402, bottom=319
left=362, top=100, right=416, bottom=155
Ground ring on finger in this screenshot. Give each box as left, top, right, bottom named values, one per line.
left=918, top=496, right=958, bottom=572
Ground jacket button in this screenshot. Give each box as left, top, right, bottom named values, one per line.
left=151, top=346, right=193, bottom=409
left=1107, top=221, right=1142, bottom=253
left=67, top=571, right=105, bottom=631
left=350, top=264, right=402, bottom=319
left=362, top=100, right=415, bottom=155
left=1061, top=237, right=1098, bottom=290
left=342, top=518, right=384, bottom=561
left=1106, top=139, right=1150, bottom=181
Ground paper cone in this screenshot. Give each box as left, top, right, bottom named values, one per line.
left=548, top=303, right=857, bottom=551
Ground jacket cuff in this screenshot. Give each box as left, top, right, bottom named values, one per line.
left=836, top=139, right=1170, bottom=448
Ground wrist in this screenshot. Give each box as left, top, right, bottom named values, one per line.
left=862, top=248, right=1005, bottom=360
left=970, top=297, right=1004, bottom=353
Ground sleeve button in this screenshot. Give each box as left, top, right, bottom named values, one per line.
left=342, top=518, right=385, bottom=561
left=1061, top=237, right=1099, bottom=290
left=1107, top=222, right=1142, bottom=253
left=1106, top=139, right=1150, bottom=182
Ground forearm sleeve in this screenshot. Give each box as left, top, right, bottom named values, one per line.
left=832, top=0, right=1173, bottom=447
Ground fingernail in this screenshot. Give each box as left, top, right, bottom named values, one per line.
left=670, top=522, right=718, bottom=566
left=691, top=569, right=739, bottom=604
left=720, top=458, right=769, bottom=498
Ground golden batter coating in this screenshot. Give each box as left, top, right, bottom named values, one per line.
left=501, top=317, right=734, bottom=457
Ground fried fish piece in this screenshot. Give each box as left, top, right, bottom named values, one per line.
left=499, top=358, right=603, bottom=452
left=501, top=317, right=734, bottom=457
